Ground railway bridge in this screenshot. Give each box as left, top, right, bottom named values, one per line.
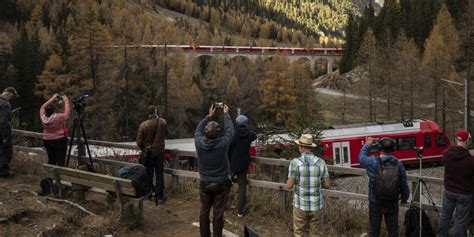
left=111, top=45, right=344, bottom=74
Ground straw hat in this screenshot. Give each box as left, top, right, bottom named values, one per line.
left=294, top=134, right=317, bottom=148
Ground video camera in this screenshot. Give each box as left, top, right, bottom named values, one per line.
left=73, top=94, right=90, bottom=114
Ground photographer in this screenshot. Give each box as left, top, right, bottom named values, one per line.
left=228, top=115, right=257, bottom=217
left=40, top=94, right=70, bottom=166
left=358, top=137, right=409, bottom=237
left=136, top=105, right=168, bottom=204
left=0, top=87, right=19, bottom=178
left=195, top=103, right=233, bottom=237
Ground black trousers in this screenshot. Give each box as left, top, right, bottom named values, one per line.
left=146, top=152, right=165, bottom=199
left=234, top=171, right=248, bottom=215
left=44, top=137, right=68, bottom=166
left=369, top=201, right=399, bottom=237
left=0, top=143, right=12, bottom=176
left=199, top=180, right=231, bottom=237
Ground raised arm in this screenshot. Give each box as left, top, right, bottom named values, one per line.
left=60, top=96, right=70, bottom=119
left=221, top=105, right=234, bottom=145
left=40, top=94, right=57, bottom=122
left=194, top=115, right=210, bottom=140
left=359, top=138, right=375, bottom=168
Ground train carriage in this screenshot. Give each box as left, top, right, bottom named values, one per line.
left=320, top=119, right=450, bottom=167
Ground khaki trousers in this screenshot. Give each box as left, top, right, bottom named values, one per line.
left=293, top=207, right=323, bottom=237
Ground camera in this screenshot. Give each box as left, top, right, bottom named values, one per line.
left=56, top=95, right=64, bottom=101
left=73, top=94, right=90, bottom=114
left=215, top=102, right=224, bottom=109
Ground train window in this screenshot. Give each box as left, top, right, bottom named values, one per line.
left=424, top=135, right=432, bottom=148
left=436, top=134, right=447, bottom=146
left=397, top=137, right=416, bottom=150
left=335, top=147, right=340, bottom=165
left=343, top=147, right=349, bottom=163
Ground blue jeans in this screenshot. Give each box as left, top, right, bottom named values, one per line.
left=369, top=200, right=399, bottom=237
left=437, top=189, right=472, bottom=237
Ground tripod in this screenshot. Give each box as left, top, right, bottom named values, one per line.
left=412, top=147, right=437, bottom=237
left=65, top=112, right=94, bottom=168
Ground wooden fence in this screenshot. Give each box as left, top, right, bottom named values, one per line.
left=13, top=129, right=443, bottom=211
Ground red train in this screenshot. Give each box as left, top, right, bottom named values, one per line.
left=319, top=119, right=450, bottom=167
left=260, top=119, right=450, bottom=167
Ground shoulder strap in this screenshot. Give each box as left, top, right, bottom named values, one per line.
left=150, top=117, right=160, bottom=149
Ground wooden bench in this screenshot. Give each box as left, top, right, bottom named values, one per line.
left=42, top=164, right=144, bottom=215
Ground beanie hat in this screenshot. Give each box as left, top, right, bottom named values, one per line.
left=236, top=115, right=248, bottom=126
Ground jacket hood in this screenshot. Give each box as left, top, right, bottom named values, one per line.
left=445, top=146, right=470, bottom=160
left=198, top=137, right=218, bottom=151
left=236, top=126, right=250, bottom=137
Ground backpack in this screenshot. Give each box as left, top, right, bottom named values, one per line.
left=375, top=159, right=400, bottom=201
left=115, top=165, right=151, bottom=198
left=404, top=205, right=434, bottom=237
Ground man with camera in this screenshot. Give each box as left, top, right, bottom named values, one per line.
left=0, top=87, right=19, bottom=178
left=437, top=130, right=474, bottom=236
left=136, top=105, right=168, bottom=204
left=194, top=103, right=233, bottom=237
left=359, top=137, right=409, bottom=237
left=40, top=94, right=70, bottom=166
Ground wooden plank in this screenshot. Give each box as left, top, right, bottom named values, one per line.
left=43, top=164, right=134, bottom=189
left=171, top=169, right=200, bottom=179
left=60, top=175, right=136, bottom=196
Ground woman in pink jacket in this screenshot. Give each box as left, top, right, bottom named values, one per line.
left=40, top=94, right=70, bottom=166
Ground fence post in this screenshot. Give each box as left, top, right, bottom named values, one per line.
left=279, top=165, right=288, bottom=209
left=172, top=155, right=180, bottom=190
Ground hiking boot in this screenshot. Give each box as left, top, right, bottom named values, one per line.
left=0, top=170, right=14, bottom=178
left=157, top=197, right=167, bottom=205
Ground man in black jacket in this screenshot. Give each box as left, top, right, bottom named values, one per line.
left=228, top=115, right=256, bottom=217
left=195, top=103, right=234, bottom=237
left=0, top=87, right=18, bottom=178
left=437, top=130, right=474, bottom=236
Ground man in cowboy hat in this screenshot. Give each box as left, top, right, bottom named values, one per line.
left=287, top=134, right=331, bottom=237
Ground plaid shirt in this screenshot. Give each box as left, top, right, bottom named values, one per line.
left=288, top=152, right=329, bottom=211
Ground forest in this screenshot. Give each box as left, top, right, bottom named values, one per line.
left=0, top=0, right=326, bottom=141
left=0, top=0, right=472, bottom=142
left=338, top=0, right=473, bottom=134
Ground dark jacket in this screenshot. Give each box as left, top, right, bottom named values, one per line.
left=194, top=113, right=234, bottom=182
left=0, top=96, right=12, bottom=145
left=228, top=125, right=257, bottom=172
left=136, top=116, right=168, bottom=156
left=442, top=145, right=474, bottom=194
left=358, top=144, right=410, bottom=204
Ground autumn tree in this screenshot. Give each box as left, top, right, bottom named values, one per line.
left=259, top=55, right=296, bottom=127
left=422, top=4, right=461, bottom=128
